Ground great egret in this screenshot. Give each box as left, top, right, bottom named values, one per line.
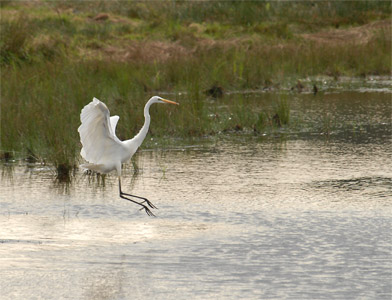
left=78, top=96, right=179, bottom=216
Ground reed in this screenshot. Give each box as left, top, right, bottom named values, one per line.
left=1, top=1, right=391, bottom=177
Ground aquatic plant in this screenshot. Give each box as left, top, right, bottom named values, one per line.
left=274, top=97, right=290, bottom=126
left=1, top=1, right=391, bottom=174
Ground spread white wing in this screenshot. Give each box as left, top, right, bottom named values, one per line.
left=78, top=98, right=123, bottom=164
left=110, top=115, right=120, bottom=137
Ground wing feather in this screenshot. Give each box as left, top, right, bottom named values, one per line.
left=78, top=98, right=123, bottom=164
left=110, top=115, right=120, bottom=140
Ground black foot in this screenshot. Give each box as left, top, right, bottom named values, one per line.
left=141, top=199, right=158, bottom=209
left=120, top=193, right=157, bottom=217
left=140, top=205, right=156, bottom=217
left=120, top=192, right=158, bottom=210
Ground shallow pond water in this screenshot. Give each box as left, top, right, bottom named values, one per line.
left=1, top=90, right=391, bottom=299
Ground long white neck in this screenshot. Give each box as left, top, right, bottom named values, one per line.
left=127, top=98, right=154, bottom=149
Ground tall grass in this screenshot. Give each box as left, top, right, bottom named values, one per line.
left=0, top=13, right=31, bottom=64
left=1, top=58, right=293, bottom=167
left=0, top=1, right=391, bottom=178
left=43, top=1, right=391, bottom=29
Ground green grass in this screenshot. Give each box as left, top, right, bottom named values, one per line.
left=0, top=58, right=292, bottom=168
left=0, top=1, right=391, bottom=179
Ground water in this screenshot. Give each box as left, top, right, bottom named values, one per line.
left=1, top=90, right=391, bottom=299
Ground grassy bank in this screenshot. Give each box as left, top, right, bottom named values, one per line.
left=1, top=1, right=391, bottom=178
left=1, top=1, right=390, bottom=77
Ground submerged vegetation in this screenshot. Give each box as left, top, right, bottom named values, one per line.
left=1, top=1, right=391, bottom=179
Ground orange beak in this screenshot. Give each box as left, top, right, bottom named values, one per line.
left=161, top=98, right=179, bottom=105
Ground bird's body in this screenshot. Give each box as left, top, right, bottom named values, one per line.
left=78, top=96, right=178, bottom=216
left=78, top=98, right=144, bottom=175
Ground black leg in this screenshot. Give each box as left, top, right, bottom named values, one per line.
left=120, top=191, right=158, bottom=209
left=120, top=193, right=155, bottom=217
left=118, top=178, right=157, bottom=216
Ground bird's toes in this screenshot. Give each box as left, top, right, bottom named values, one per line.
left=142, top=199, right=157, bottom=209
left=139, top=205, right=156, bottom=217
left=148, top=202, right=158, bottom=209
left=146, top=208, right=156, bottom=217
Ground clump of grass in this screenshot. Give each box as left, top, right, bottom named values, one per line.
left=0, top=13, right=32, bottom=64
left=252, top=22, right=293, bottom=39
left=254, top=112, right=269, bottom=132
left=56, top=163, right=73, bottom=182
left=0, top=151, right=14, bottom=162
left=274, top=97, right=290, bottom=126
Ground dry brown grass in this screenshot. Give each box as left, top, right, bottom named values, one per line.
left=75, top=19, right=391, bottom=64
left=97, top=41, right=189, bottom=63
left=302, top=19, right=391, bottom=45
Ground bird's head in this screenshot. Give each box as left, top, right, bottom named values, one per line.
left=149, top=96, right=179, bottom=106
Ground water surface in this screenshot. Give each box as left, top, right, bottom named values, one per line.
left=1, top=90, right=391, bottom=299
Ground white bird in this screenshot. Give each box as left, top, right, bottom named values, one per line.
left=78, top=96, right=179, bottom=216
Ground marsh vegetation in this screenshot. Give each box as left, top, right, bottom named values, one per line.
left=1, top=1, right=391, bottom=178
